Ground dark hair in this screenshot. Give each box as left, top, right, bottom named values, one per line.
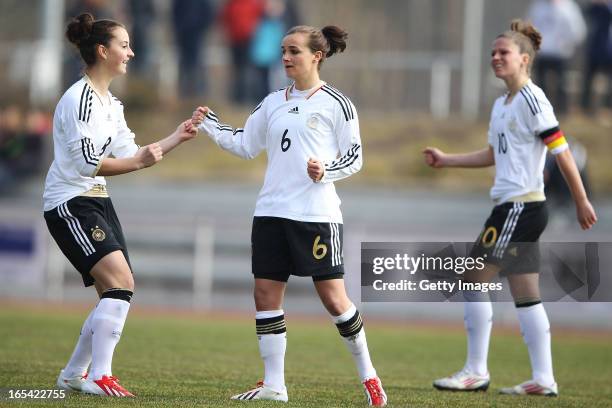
left=497, top=19, right=542, bottom=73
left=66, top=13, right=124, bottom=66
left=286, top=25, right=348, bottom=69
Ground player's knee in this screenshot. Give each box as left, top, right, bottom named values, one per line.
left=254, top=286, right=280, bottom=310
left=122, top=273, right=135, bottom=291
left=322, top=297, right=350, bottom=316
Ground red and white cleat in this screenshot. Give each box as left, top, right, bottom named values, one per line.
left=433, top=369, right=490, bottom=392
left=499, top=380, right=558, bottom=396
left=81, top=375, right=135, bottom=397
left=362, top=377, right=387, bottom=406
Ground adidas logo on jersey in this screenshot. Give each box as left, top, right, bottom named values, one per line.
left=288, top=106, right=299, bottom=114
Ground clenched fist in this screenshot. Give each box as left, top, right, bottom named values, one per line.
left=307, top=157, right=325, bottom=182
left=135, top=143, right=163, bottom=168
left=191, top=106, right=210, bottom=127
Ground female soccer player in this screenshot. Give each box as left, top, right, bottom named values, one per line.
left=192, top=25, right=387, bottom=406
left=46, top=13, right=196, bottom=397
left=423, top=20, right=597, bottom=397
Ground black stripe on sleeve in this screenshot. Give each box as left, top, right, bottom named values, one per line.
left=538, top=126, right=561, bottom=140
left=326, top=144, right=360, bottom=167
left=519, top=89, right=537, bottom=116
left=325, top=144, right=361, bottom=171
left=80, top=138, right=99, bottom=165
left=251, top=101, right=263, bottom=115
left=85, top=93, right=93, bottom=123
left=325, top=85, right=354, bottom=119
left=78, top=84, right=88, bottom=121
left=322, top=87, right=349, bottom=121
left=524, top=85, right=542, bottom=112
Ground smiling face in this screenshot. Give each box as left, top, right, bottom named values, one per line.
left=98, top=27, right=134, bottom=76
left=281, top=33, right=322, bottom=82
left=490, top=37, right=529, bottom=81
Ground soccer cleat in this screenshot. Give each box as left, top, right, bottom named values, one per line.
left=363, top=377, right=387, bottom=406
left=433, top=369, right=490, bottom=392
left=499, top=380, right=558, bottom=396
left=56, top=369, right=87, bottom=392
left=81, top=375, right=135, bottom=397
left=230, top=381, right=288, bottom=402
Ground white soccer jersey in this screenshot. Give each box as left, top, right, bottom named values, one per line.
left=488, top=79, right=568, bottom=203
left=43, top=76, right=139, bottom=211
left=198, top=82, right=362, bottom=223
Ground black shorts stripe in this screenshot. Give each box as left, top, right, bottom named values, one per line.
left=57, top=202, right=95, bottom=255
left=330, top=223, right=341, bottom=266
left=494, top=202, right=524, bottom=258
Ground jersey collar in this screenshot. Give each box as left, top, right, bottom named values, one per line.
left=285, top=81, right=326, bottom=101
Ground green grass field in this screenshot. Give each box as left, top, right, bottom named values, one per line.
left=1, top=303, right=611, bottom=407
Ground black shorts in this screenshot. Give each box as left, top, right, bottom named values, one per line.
left=44, top=196, right=131, bottom=287
left=470, top=201, right=548, bottom=275
left=251, top=216, right=345, bottom=282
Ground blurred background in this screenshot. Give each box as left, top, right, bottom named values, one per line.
left=1, top=0, right=611, bottom=328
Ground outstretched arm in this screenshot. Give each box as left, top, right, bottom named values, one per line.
left=192, top=104, right=266, bottom=159
left=98, top=119, right=196, bottom=177
left=554, top=149, right=597, bottom=230
left=97, top=143, right=163, bottom=176
left=157, top=120, right=198, bottom=155
left=423, top=146, right=494, bottom=168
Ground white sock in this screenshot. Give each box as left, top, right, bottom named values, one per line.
left=256, top=310, right=286, bottom=392
left=63, top=306, right=96, bottom=378
left=463, top=292, right=492, bottom=377
left=333, top=304, right=377, bottom=381
left=89, top=297, right=131, bottom=380
left=517, top=303, right=555, bottom=387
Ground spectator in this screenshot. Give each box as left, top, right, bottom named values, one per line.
left=0, top=106, right=51, bottom=194
left=580, top=0, right=612, bottom=114
left=251, top=0, right=300, bottom=101
left=171, top=0, right=215, bottom=99
left=127, top=0, right=156, bottom=76
left=527, top=0, right=586, bottom=115
left=220, top=0, right=265, bottom=105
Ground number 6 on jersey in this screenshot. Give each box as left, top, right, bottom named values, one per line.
left=281, top=129, right=291, bottom=152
